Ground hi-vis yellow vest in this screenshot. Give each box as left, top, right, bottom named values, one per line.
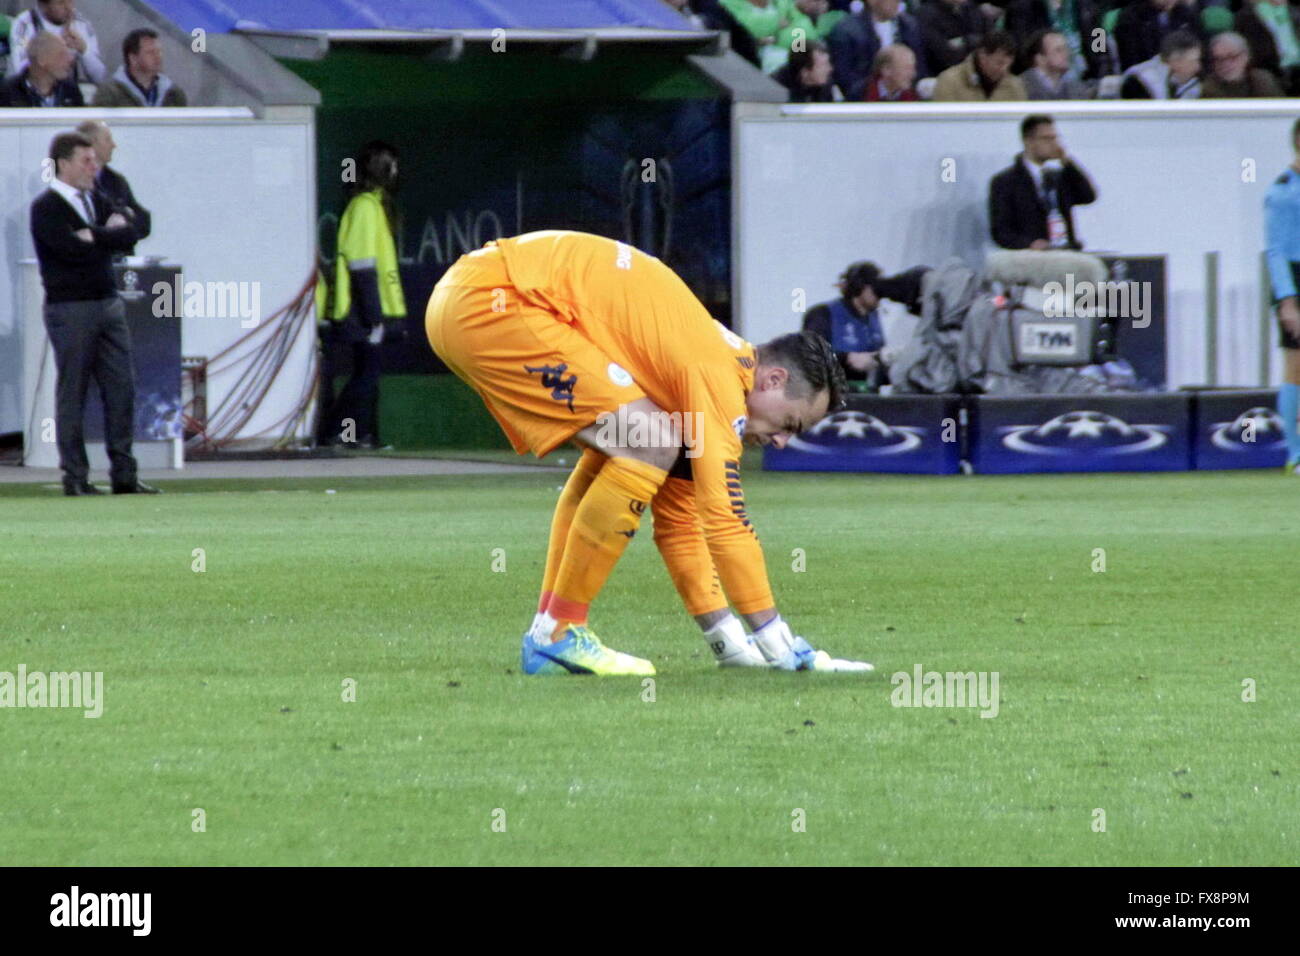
left=332, top=189, right=406, bottom=320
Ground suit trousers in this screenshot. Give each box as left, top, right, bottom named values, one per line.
left=42, top=295, right=138, bottom=486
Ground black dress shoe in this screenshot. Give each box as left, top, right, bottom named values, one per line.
left=111, top=480, right=162, bottom=495
left=63, top=481, right=104, bottom=497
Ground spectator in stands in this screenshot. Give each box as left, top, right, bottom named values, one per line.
left=721, top=0, right=844, bottom=73
left=1235, top=0, right=1300, bottom=95
left=6, top=0, right=105, bottom=85
left=782, top=0, right=848, bottom=49
left=1202, top=30, right=1284, bottom=96
left=918, top=0, right=987, bottom=74
left=664, top=0, right=762, bottom=67
left=1005, top=0, right=1105, bottom=81
left=932, top=30, right=1027, bottom=99
left=76, top=121, right=151, bottom=257
left=826, top=0, right=929, bottom=100
left=1120, top=29, right=1202, bottom=98
left=775, top=41, right=839, bottom=100
left=93, top=28, right=187, bottom=107
left=30, top=132, right=157, bottom=495
left=320, top=141, right=407, bottom=450
left=720, top=0, right=789, bottom=72
left=1114, top=0, right=1200, bottom=72
left=0, top=30, right=82, bottom=107
left=1021, top=29, right=1093, bottom=99
left=865, top=42, right=921, bottom=99
left=989, top=114, right=1098, bottom=250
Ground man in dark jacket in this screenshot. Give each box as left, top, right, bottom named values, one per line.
left=30, top=132, right=158, bottom=495
left=827, top=0, right=930, bottom=100
left=0, top=30, right=82, bottom=106
left=1114, top=0, right=1200, bottom=71
left=988, top=114, right=1098, bottom=250
left=77, top=121, right=151, bottom=257
left=1004, top=0, right=1106, bottom=79
left=918, top=0, right=987, bottom=74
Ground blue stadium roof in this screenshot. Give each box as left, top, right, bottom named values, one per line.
left=140, top=0, right=699, bottom=35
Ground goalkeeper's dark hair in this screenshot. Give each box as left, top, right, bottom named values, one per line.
left=757, top=331, right=847, bottom=413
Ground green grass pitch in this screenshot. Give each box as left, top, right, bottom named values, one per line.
left=0, top=466, right=1294, bottom=866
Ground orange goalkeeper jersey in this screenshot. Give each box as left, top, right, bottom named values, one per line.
left=494, top=230, right=774, bottom=614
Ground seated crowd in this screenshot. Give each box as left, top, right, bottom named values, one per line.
left=665, top=0, right=1300, bottom=101
left=0, top=0, right=186, bottom=108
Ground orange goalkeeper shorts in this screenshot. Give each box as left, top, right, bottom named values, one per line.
left=425, top=247, right=645, bottom=457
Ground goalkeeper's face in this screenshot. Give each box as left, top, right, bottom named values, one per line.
left=743, top=367, right=829, bottom=450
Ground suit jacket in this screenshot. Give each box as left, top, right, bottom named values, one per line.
left=988, top=155, right=1097, bottom=250
left=1114, top=0, right=1200, bottom=72
left=0, top=69, right=84, bottom=107
left=95, top=165, right=152, bottom=255
left=30, top=187, right=140, bottom=303
left=827, top=9, right=930, bottom=100
left=1004, top=0, right=1106, bottom=79
left=918, top=0, right=986, bottom=73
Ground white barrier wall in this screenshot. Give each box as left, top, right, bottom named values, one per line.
left=735, top=100, right=1299, bottom=388
left=0, top=107, right=316, bottom=444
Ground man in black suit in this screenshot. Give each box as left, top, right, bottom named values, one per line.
left=988, top=114, right=1098, bottom=251
left=0, top=30, right=83, bottom=107
left=30, top=132, right=160, bottom=496
left=827, top=0, right=930, bottom=100
left=1114, top=0, right=1200, bottom=72
left=77, top=120, right=151, bottom=257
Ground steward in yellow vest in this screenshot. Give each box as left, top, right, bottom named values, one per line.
left=318, top=140, right=406, bottom=448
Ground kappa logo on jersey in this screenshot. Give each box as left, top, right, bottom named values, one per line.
left=732, top=416, right=748, bottom=438
left=607, top=362, right=634, bottom=387
left=524, top=362, right=578, bottom=412
left=615, top=242, right=634, bottom=270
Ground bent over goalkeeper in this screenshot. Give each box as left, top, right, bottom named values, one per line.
left=425, top=230, right=871, bottom=675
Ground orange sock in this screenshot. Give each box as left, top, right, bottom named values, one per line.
left=538, top=448, right=606, bottom=613
left=546, top=456, right=668, bottom=633
left=651, top=476, right=725, bottom=616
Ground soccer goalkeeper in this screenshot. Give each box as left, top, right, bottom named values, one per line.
left=425, top=230, right=872, bottom=676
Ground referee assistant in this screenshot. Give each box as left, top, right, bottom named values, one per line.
left=1265, top=120, right=1300, bottom=475
left=30, top=132, right=159, bottom=496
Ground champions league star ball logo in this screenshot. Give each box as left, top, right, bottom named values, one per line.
left=1209, top=406, right=1287, bottom=452
left=1000, top=410, right=1168, bottom=456
left=785, top=410, right=924, bottom=455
